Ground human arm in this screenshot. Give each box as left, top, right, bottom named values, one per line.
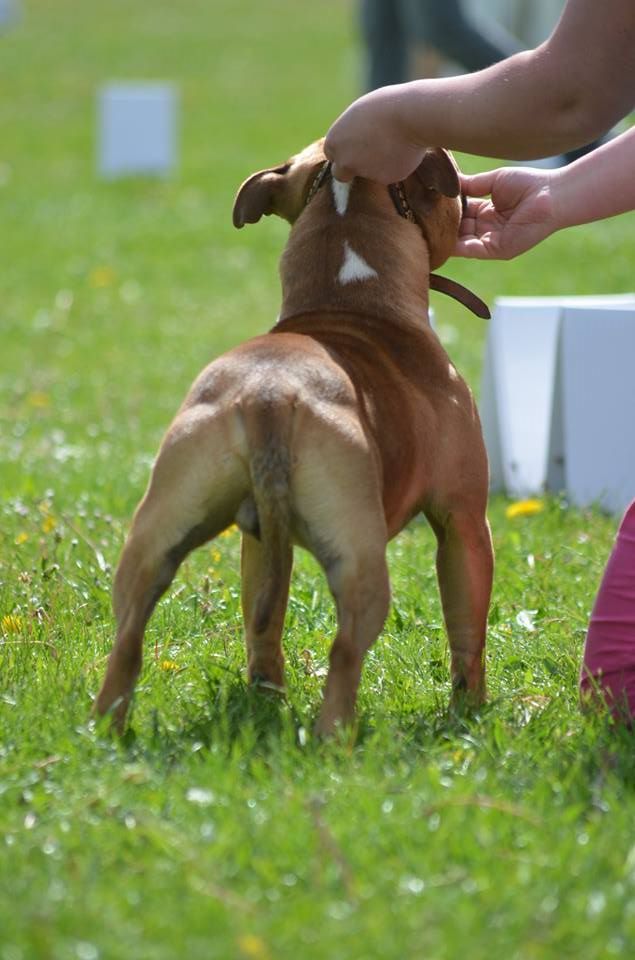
left=455, top=124, right=635, bottom=260
left=324, top=0, right=635, bottom=183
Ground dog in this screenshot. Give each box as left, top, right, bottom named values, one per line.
left=95, top=139, right=494, bottom=736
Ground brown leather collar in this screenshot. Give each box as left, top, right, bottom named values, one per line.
left=306, top=162, right=491, bottom=321
left=387, top=181, right=416, bottom=223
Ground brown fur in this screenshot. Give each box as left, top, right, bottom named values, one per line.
left=95, top=140, right=493, bottom=736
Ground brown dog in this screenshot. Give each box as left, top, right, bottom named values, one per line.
left=95, top=140, right=493, bottom=735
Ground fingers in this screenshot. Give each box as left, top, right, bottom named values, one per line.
left=459, top=170, right=499, bottom=198
left=454, top=235, right=497, bottom=260
left=461, top=196, right=492, bottom=219
left=324, top=129, right=354, bottom=182
left=330, top=161, right=355, bottom=183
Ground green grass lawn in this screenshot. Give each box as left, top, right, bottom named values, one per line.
left=2, top=2, right=635, bottom=958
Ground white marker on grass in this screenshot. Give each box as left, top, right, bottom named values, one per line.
left=98, top=83, right=178, bottom=179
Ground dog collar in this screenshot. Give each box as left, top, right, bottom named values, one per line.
left=305, top=161, right=491, bottom=321
left=305, top=159, right=332, bottom=205
left=387, top=181, right=416, bottom=223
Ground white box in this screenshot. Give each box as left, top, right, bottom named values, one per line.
left=98, top=83, right=178, bottom=179
left=548, top=306, right=635, bottom=513
left=481, top=295, right=635, bottom=507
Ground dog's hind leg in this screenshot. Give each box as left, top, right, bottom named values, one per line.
left=94, top=527, right=181, bottom=732
left=315, top=538, right=391, bottom=736
left=95, top=411, right=247, bottom=731
left=426, top=505, right=493, bottom=709
left=292, top=433, right=391, bottom=736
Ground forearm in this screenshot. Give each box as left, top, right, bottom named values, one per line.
left=551, top=125, right=635, bottom=229
left=368, top=0, right=635, bottom=160
left=392, top=55, right=579, bottom=160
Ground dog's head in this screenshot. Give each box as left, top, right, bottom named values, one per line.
left=232, top=140, right=462, bottom=270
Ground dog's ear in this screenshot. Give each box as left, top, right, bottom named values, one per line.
left=233, top=141, right=326, bottom=228
left=232, top=163, right=291, bottom=228
left=402, top=148, right=462, bottom=269
left=410, top=147, right=460, bottom=200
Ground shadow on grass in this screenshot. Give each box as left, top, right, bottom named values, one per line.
left=120, top=655, right=504, bottom=760
left=117, top=660, right=635, bottom=795
left=141, top=675, right=493, bottom=766
left=140, top=670, right=303, bottom=763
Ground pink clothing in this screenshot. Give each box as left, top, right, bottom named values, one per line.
left=580, top=500, right=635, bottom=719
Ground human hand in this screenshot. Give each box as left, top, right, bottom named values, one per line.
left=324, top=86, right=426, bottom=184
left=456, top=166, right=559, bottom=259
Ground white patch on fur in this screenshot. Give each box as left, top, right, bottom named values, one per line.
left=331, top=178, right=351, bottom=216
left=338, top=242, right=378, bottom=285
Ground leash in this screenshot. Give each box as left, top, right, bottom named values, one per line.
left=429, top=274, right=490, bottom=320
left=306, top=160, right=491, bottom=321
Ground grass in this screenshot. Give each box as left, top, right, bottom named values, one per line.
left=1, top=2, right=635, bottom=958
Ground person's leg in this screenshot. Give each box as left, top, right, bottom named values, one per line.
left=580, top=501, right=635, bottom=719
left=404, top=0, right=521, bottom=73
left=360, top=0, right=409, bottom=89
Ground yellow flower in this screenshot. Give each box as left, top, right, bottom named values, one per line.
left=210, top=549, right=221, bottom=564
left=15, top=532, right=29, bottom=545
left=220, top=525, right=238, bottom=539
left=2, top=614, right=23, bottom=634
left=505, top=499, right=544, bottom=519
left=89, top=265, right=116, bottom=288
left=41, top=515, right=57, bottom=534
left=237, top=935, right=269, bottom=960
left=27, top=391, right=50, bottom=409
left=159, top=659, right=179, bottom=672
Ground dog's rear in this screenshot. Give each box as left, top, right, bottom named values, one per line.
left=95, top=140, right=492, bottom=735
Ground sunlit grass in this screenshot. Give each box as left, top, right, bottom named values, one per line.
left=2, top=2, right=635, bottom=959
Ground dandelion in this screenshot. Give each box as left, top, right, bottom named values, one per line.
left=41, top=515, right=57, bottom=534
left=15, top=532, right=29, bottom=545
left=210, top=549, right=221, bottom=564
left=1, top=614, right=24, bottom=634
left=220, top=525, right=238, bottom=539
left=159, top=659, right=179, bottom=672
left=89, top=265, right=116, bottom=288
left=505, top=498, right=544, bottom=519
left=27, top=391, right=50, bottom=409
left=237, top=934, right=269, bottom=960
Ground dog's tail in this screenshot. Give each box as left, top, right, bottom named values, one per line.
left=236, top=403, right=293, bottom=634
